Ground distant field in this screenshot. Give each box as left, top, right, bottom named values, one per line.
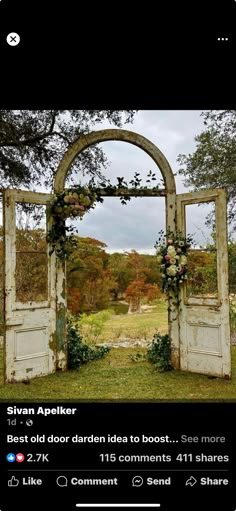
left=83, top=301, right=168, bottom=344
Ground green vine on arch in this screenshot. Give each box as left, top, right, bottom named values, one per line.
left=46, top=172, right=160, bottom=260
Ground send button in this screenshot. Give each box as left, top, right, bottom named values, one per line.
left=147, top=477, right=171, bottom=485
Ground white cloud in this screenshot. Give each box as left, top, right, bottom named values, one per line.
left=71, top=110, right=211, bottom=251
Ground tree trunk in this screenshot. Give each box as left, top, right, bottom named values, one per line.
left=128, top=296, right=142, bottom=314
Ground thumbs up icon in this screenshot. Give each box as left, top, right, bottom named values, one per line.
left=8, top=476, right=19, bottom=487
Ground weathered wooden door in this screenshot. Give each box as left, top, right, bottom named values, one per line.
left=3, top=190, right=57, bottom=382
left=176, top=189, right=231, bottom=378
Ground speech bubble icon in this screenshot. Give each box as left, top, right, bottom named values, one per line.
left=132, top=475, right=144, bottom=487
left=56, top=476, right=68, bottom=487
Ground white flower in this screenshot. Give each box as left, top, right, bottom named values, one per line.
left=180, top=255, right=187, bottom=265
left=179, top=241, right=185, bottom=247
left=169, top=257, right=176, bottom=264
left=166, top=265, right=177, bottom=276
left=167, top=246, right=176, bottom=256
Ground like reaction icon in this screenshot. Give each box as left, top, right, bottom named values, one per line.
left=6, top=453, right=16, bottom=463
left=8, top=476, right=19, bottom=487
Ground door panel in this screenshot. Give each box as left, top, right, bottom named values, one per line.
left=176, top=189, right=231, bottom=378
left=3, top=189, right=57, bottom=382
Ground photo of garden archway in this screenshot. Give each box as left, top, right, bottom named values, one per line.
left=0, top=110, right=235, bottom=400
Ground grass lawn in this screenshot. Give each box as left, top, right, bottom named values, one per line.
left=82, top=302, right=168, bottom=343
left=0, top=303, right=235, bottom=401
left=0, top=346, right=236, bottom=401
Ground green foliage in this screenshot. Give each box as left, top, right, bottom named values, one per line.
left=79, top=310, right=114, bottom=344
left=1, top=347, right=236, bottom=400
left=187, top=249, right=217, bottom=297
left=108, top=301, right=129, bottom=315
left=98, top=302, right=168, bottom=343
left=147, top=332, right=172, bottom=371
left=228, top=241, right=236, bottom=294
left=67, top=315, right=110, bottom=369
left=0, top=110, right=136, bottom=189
left=177, top=110, right=236, bottom=228
left=230, top=298, right=236, bottom=333
left=46, top=186, right=100, bottom=260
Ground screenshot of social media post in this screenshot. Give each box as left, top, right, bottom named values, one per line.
left=1, top=402, right=235, bottom=511
left=0, top=109, right=235, bottom=511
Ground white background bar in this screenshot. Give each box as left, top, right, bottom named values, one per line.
left=76, top=505, right=160, bottom=508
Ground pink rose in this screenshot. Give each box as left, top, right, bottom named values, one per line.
left=167, top=239, right=173, bottom=244
left=177, top=248, right=182, bottom=253
left=165, top=255, right=171, bottom=261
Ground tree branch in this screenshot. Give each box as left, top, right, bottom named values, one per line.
left=0, top=111, right=58, bottom=147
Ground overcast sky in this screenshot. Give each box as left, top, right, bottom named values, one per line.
left=68, top=110, right=216, bottom=253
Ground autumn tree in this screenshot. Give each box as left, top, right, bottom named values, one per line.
left=67, top=237, right=117, bottom=314
left=15, top=227, right=48, bottom=302
left=187, top=249, right=217, bottom=296
left=125, top=250, right=161, bottom=313
left=0, top=223, right=48, bottom=304
left=126, top=279, right=159, bottom=314
left=108, top=252, right=134, bottom=299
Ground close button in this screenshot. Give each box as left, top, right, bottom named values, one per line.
left=6, top=33, right=20, bottom=46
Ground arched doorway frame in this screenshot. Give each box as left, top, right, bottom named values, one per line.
left=2, top=129, right=231, bottom=381
left=53, top=129, right=180, bottom=370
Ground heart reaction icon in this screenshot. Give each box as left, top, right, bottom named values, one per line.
left=16, top=453, right=25, bottom=463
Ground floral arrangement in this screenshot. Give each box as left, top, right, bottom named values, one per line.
left=49, top=187, right=98, bottom=219
left=155, top=229, right=194, bottom=294
left=46, top=186, right=100, bottom=260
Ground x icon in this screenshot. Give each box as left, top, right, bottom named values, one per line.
left=6, top=32, right=20, bottom=46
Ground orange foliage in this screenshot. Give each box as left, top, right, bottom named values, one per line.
left=67, top=288, right=81, bottom=315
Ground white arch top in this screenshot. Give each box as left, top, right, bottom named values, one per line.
left=53, top=129, right=176, bottom=194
